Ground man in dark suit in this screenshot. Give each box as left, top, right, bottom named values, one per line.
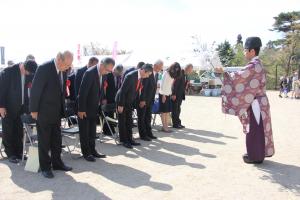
left=136, top=60, right=163, bottom=141
left=30, top=51, right=73, bottom=178
left=75, top=57, right=99, bottom=98
left=0, top=60, right=38, bottom=163
left=171, top=64, right=193, bottom=128
left=101, top=64, right=123, bottom=135
left=77, top=58, right=115, bottom=162
left=116, top=64, right=153, bottom=149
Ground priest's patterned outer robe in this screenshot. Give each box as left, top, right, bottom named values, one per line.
left=221, top=57, right=275, bottom=157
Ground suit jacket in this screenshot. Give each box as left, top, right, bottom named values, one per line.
left=115, top=70, right=139, bottom=107
left=0, top=63, right=30, bottom=118
left=30, top=60, right=67, bottom=123
left=102, top=72, right=120, bottom=104
left=139, top=73, right=158, bottom=105
left=172, top=70, right=186, bottom=100
left=75, top=66, right=88, bottom=97
left=122, top=67, right=135, bottom=81
left=77, top=65, right=101, bottom=119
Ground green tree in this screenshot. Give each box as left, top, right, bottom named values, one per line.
left=270, top=11, right=300, bottom=75
left=216, top=40, right=235, bottom=67
left=231, top=43, right=246, bottom=66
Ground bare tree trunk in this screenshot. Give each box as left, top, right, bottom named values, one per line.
left=286, top=55, right=292, bottom=76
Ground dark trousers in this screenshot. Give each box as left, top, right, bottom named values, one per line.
left=246, top=106, right=265, bottom=162
left=118, top=107, right=133, bottom=143
left=137, top=104, right=153, bottom=138
left=37, top=120, right=63, bottom=171
left=2, top=115, right=23, bottom=158
left=78, top=117, right=97, bottom=157
left=171, top=98, right=183, bottom=127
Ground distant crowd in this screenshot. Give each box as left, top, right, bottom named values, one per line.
left=279, top=72, right=300, bottom=99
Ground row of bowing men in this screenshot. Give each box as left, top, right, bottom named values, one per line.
left=69, top=57, right=192, bottom=155
left=0, top=52, right=191, bottom=178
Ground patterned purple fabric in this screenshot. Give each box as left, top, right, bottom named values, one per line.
left=221, top=57, right=275, bottom=157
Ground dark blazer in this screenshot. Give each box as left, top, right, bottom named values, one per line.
left=30, top=60, right=67, bottom=123
left=137, top=78, right=149, bottom=103
left=0, top=64, right=30, bottom=118
left=172, top=70, right=186, bottom=100
left=122, top=67, right=135, bottom=81
left=139, top=73, right=158, bottom=105
left=75, top=66, right=88, bottom=97
left=102, top=72, right=120, bottom=104
left=115, top=70, right=139, bottom=107
left=77, top=65, right=101, bottom=119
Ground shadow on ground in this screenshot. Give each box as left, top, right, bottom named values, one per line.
left=154, top=127, right=236, bottom=145
left=102, top=127, right=234, bottom=168
left=258, top=160, right=300, bottom=196
left=0, top=127, right=235, bottom=199
left=1, top=160, right=111, bottom=200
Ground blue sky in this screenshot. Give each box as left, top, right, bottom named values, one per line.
left=0, top=0, right=299, bottom=64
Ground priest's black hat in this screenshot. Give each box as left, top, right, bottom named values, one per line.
left=244, top=37, right=262, bottom=49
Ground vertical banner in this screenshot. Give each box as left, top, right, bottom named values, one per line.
left=0, top=47, right=5, bottom=65
left=77, top=44, right=81, bottom=61
left=112, top=41, right=118, bottom=60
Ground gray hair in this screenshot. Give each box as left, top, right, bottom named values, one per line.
left=26, top=54, right=35, bottom=61
left=113, top=64, right=124, bottom=73
left=154, top=59, right=163, bottom=66
left=57, top=51, right=74, bottom=61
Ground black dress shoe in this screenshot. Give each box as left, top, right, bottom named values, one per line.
left=148, top=135, right=157, bottom=139
left=130, top=141, right=141, bottom=146
left=92, top=152, right=107, bottom=158
left=8, top=156, right=19, bottom=164
left=140, top=136, right=151, bottom=141
left=179, top=125, right=185, bottom=128
left=123, top=142, right=133, bottom=149
left=84, top=155, right=96, bottom=162
left=53, top=164, right=73, bottom=171
left=243, top=155, right=263, bottom=164
left=42, top=170, right=54, bottom=178
left=173, top=125, right=183, bottom=129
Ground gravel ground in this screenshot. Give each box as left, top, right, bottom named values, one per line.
left=1, top=91, right=300, bottom=200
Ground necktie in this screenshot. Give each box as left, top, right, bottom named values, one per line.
left=59, top=72, right=64, bottom=92
left=117, top=77, right=121, bottom=89
left=155, top=73, right=159, bottom=83
left=136, top=79, right=143, bottom=97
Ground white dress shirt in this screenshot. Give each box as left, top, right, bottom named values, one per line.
left=159, top=71, right=173, bottom=96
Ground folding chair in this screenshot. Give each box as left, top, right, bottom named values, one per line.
left=61, top=123, right=80, bottom=157
left=21, top=114, right=38, bottom=163
left=152, top=97, right=160, bottom=126
left=99, top=103, right=119, bottom=144
left=61, top=105, right=81, bottom=157
left=132, top=109, right=138, bottom=126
